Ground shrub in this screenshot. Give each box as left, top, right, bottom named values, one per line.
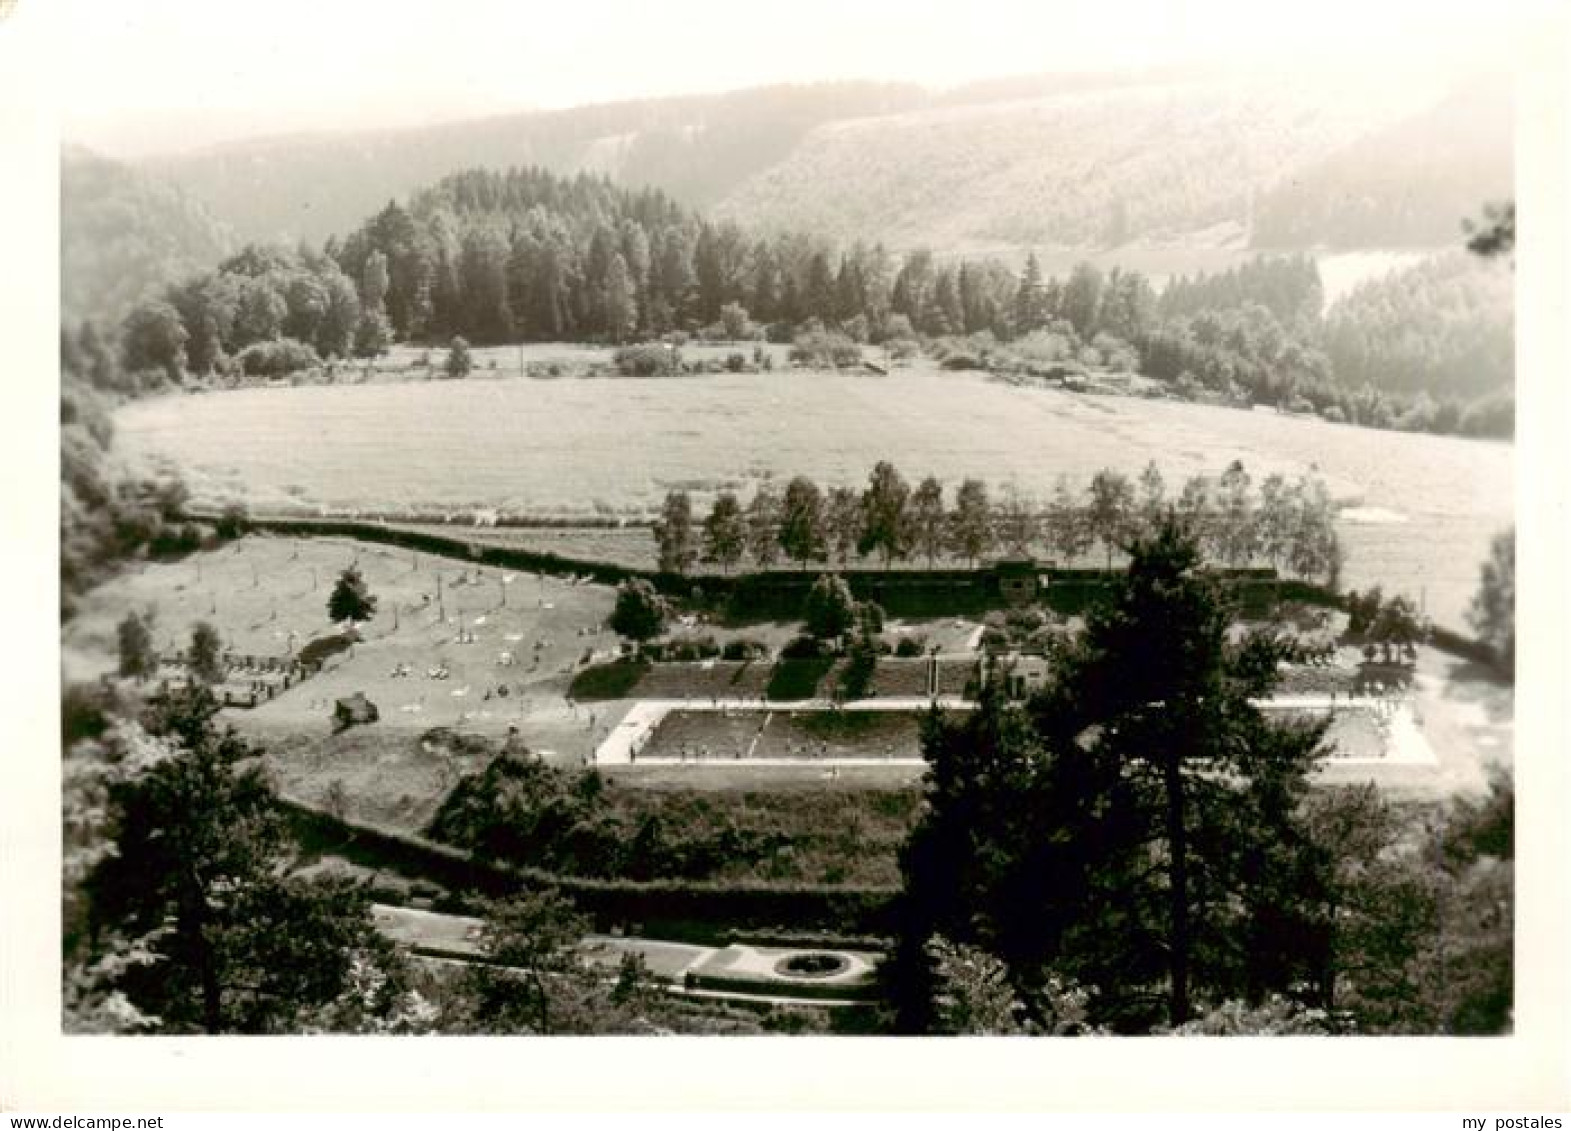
left=297, top=632, right=355, bottom=672
left=725, top=352, right=748, bottom=372
left=148, top=520, right=204, bottom=558
left=803, top=574, right=858, bottom=640
left=612, top=344, right=675, bottom=377
left=610, top=579, right=669, bottom=642
left=236, top=337, right=321, bottom=378
left=789, top=328, right=862, bottom=368
left=722, top=638, right=770, bottom=662
left=720, top=302, right=752, bottom=340
left=1004, top=606, right=1048, bottom=635
left=214, top=503, right=250, bottom=541
left=894, top=635, right=928, bottom=658
left=642, top=635, right=721, bottom=662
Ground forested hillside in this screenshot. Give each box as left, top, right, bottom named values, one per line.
left=127, top=69, right=1501, bottom=257
left=1324, top=252, right=1514, bottom=403
left=711, top=77, right=1402, bottom=251
left=61, top=148, right=232, bottom=328
left=1252, top=75, right=1512, bottom=250
left=142, top=84, right=926, bottom=246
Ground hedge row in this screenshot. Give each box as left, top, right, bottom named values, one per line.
left=279, top=795, right=896, bottom=941
left=190, top=513, right=1498, bottom=669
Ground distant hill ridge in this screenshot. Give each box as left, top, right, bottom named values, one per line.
left=130, top=68, right=1510, bottom=255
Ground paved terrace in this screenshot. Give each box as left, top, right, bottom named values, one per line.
left=371, top=904, right=882, bottom=1007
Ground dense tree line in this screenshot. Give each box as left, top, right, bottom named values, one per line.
left=1323, top=252, right=1515, bottom=404
left=657, top=459, right=1342, bottom=584
left=102, top=163, right=1512, bottom=440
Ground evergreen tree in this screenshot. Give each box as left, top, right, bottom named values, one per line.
left=328, top=565, right=378, bottom=626
left=603, top=253, right=639, bottom=344
left=894, top=520, right=1332, bottom=1032
left=1012, top=253, right=1047, bottom=336
left=84, top=702, right=399, bottom=1033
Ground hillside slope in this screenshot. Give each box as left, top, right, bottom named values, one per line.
left=709, top=77, right=1411, bottom=253
left=141, top=83, right=925, bottom=246
left=1252, top=75, right=1513, bottom=249
left=129, top=68, right=1506, bottom=257
left=61, top=148, right=232, bottom=328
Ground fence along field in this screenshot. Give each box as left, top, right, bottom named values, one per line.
left=116, top=364, right=1512, bottom=630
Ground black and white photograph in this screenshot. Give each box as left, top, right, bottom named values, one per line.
left=5, top=0, right=1570, bottom=1114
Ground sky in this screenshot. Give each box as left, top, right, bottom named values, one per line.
left=53, top=0, right=1520, bottom=158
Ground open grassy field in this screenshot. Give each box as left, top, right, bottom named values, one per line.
left=62, top=533, right=625, bottom=756
left=116, top=364, right=1510, bottom=630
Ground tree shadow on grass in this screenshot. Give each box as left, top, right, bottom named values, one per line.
left=568, top=659, right=649, bottom=701
left=766, top=657, right=834, bottom=701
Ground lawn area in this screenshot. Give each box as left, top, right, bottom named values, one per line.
left=116, top=363, right=1510, bottom=629
left=62, top=534, right=628, bottom=752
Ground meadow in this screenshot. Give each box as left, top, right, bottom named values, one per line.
left=115, top=364, right=1511, bottom=630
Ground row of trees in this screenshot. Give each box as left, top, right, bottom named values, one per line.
left=653, top=459, right=1341, bottom=583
